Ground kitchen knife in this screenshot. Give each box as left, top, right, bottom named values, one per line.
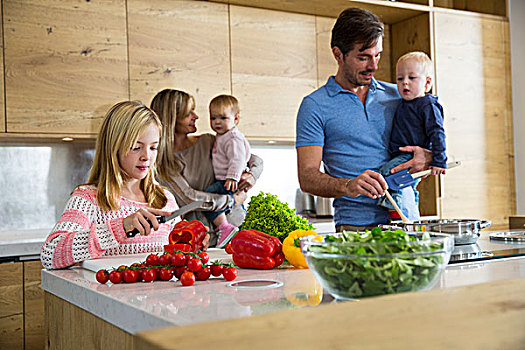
left=125, top=200, right=204, bottom=238
left=384, top=161, right=461, bottom=191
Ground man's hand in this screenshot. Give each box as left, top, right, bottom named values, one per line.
left=238, top=172, right=256, bottom=192
left=390, top=146, right=432, bottom=174
left=345, top=170, right=388, bottom=199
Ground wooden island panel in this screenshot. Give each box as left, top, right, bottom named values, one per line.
left=3, top=0, right=129, bottom=135
left=135, top=278, right=525, bottom=350
left=127, top=0, right=230, bottom=135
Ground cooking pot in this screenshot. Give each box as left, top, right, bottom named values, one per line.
left=295, top=189, right=316, bottom=215
left=315, top=196, right=334, bottom=217
left=381, top=219, right=492, bottom=245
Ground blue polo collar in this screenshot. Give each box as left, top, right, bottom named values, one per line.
left=326, top=76, right=384, bottom=97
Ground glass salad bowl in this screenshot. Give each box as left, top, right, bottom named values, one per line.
left=300, top=228, right=453, bottom=300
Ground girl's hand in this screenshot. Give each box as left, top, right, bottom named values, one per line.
left=123, top=208, right=171, bottom=236
left=238, top=172, right=256, bottom=192
left=224, top=179, right=238, bottom=192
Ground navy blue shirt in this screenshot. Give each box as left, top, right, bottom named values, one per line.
left=296, top=76, right=401, bottom=226
left=390, top=94, right=447, bottom=168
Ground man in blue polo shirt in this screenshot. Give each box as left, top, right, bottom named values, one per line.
left=296, top=7, right=431, bottom=230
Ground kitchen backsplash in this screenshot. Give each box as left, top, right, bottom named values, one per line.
left=0, top=142, right=299, bottom=232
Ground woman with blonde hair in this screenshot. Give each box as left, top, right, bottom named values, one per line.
left=41, top=101, right=205, bottom=269
left=151, top=89, right=263, bottom=247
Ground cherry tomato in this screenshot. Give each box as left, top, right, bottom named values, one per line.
left=108, top=270, right=122, bottom=284
left=195, top=266, right=211, bottom=281
left=174, top=266, right=189, bottom=279
left=185, top=254, right=192, bottom=265
left=158, top=253, right=171, bottom=266
left=96, top=269, right=109, bottom=284
left=197, top=252, right=209, bottom=264
left=141, top=269, right=156, bottom=282
left=187, top=258, right=203, bottom=272
left=159, top=267, right=174, bottom=281
left=146, top=254, right=160, bottom=266
left=180, top=271, right=196, bottom=286
left=225, top=243, right=233, bottom=254
left=210, top=265, right=223, bottom=277
left=170, top=253, right=186, bottom=267
left=151, top=267, right=161, bottom=280
left=223, top=267, right=238, bottom=281
left=122, top=269, right=139, bottom=283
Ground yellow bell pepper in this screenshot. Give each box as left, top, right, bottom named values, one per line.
left=283, top=229, right=318, bottom=269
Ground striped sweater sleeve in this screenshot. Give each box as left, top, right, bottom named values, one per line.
left=40, top=188, right=123, bottom=269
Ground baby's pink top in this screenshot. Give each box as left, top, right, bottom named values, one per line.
left=40, top=185, right=179, bottom=269
left=212, top=126, right=251, bottom=182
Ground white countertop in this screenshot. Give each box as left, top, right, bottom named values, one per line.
left=0, top=218, right=335, bottom=260
left=0, top=228, right=50, bottom=259
left=41, top=248, right=525, bottom=335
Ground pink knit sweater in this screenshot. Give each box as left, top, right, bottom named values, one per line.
left=41, top=186, right=179, bottom=269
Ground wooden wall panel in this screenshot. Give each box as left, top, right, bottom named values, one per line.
left=3, top=0, right=128, bottom=134
left=434, top=13, right=513, bottom=227
left=0, top=262, right=23, bottom=350
left=316, top=16, right=393, bottom=87
left=230, top=6, right=317, bottom=140
left=24, top=261, right=45, bottom=350
left=128, top=0, right=230, bottom=135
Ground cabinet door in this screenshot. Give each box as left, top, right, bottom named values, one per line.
left=4, top=0, right=128, bottom=135
left=24, top=261, right=45, bottom=350
left=230, top=6, right=317, bottom=140
left=434, top=13, right=513, bottom=227
left=128, top=0, right=230, bottom=135
left=0, top=262, right=23, bottom=350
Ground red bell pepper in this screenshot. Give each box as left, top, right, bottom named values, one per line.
left=231, top=229, right=284, bottom=269
left=168, top=220, right=207, bottom=252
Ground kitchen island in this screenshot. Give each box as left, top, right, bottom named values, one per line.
left=41, top=240, right=525, bottom=349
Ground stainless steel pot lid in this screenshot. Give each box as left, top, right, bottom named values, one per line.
left=489, top=232, right=525, bottom=242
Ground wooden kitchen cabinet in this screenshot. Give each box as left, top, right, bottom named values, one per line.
left=0, top=2, right=5, bottom=134
left=127, top=0, right=231, bottom=135
left=230, top=6, right=317, bottom=140
left=0, top=260, right=45, bottom=350
left=24, top=261, right=45, bottom=350
left=3, top=0, right=129, bottom=135
left=434, top=12, right=513, bottom=227
left=0, top=262, right=24, bottom=350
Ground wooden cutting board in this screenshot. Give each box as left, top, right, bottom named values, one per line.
left=81, top=248, right=232, bottom=272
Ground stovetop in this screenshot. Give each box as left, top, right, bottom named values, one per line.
left=449, top=230, right=525, bottom=264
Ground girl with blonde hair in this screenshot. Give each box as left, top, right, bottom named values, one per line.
left=151, top=89, right=263, bottom=247
left=41, top=101, right=204, bottom=269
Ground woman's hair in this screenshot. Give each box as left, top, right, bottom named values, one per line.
left=331, top=7, right=384, bottom=56
left=85, top=100, right=167, bottom=211
left=150, top=89, right=195, bottom=182
left=209, top=94, right=240, bottom=117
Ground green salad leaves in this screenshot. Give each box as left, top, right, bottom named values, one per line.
left=306, top=228, right=448, bottom=299
left=243, top=192, right=314, bottom=241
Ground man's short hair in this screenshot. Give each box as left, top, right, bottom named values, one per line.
left=331, top=7, right=384, bottom=56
